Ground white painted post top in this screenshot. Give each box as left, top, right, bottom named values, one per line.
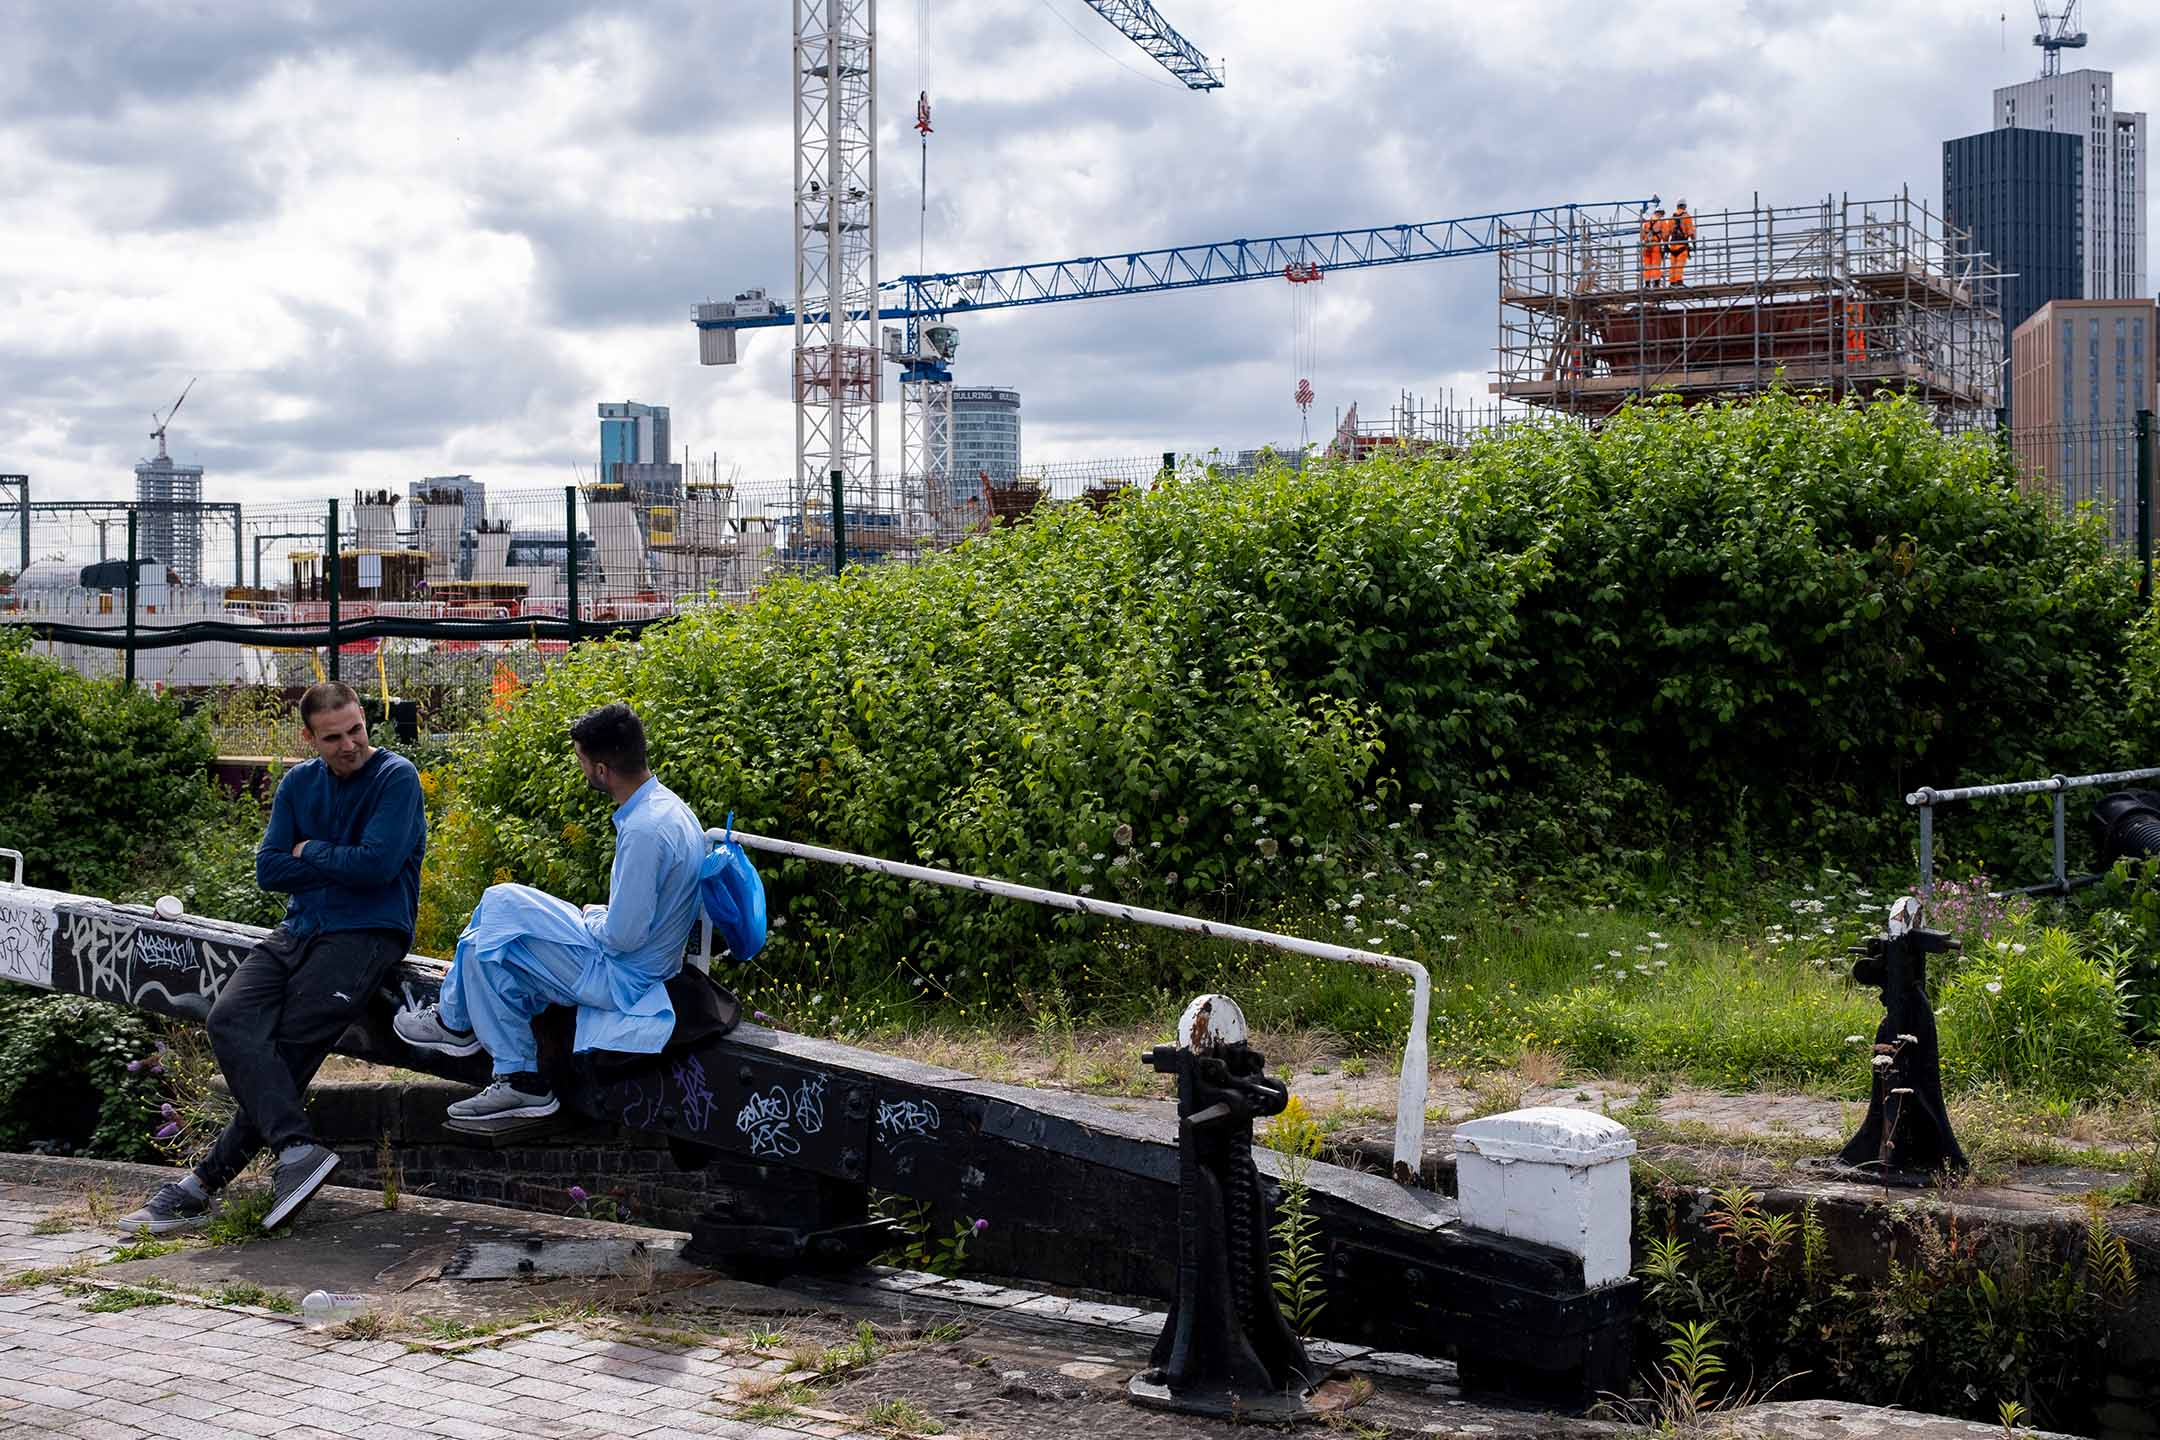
left=1453, top=1107, right=1637, bottom=1166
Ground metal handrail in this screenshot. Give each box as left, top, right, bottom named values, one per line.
left=1905, top=765, right=2160, bottom=899
left=717, top=827, right=1433, bottom=1181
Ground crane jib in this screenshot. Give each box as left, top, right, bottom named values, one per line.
left=691, top=200, right=1654, bottom=331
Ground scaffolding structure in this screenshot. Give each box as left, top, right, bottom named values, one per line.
left=1325, top=388, right=1536, bottom=462
left=1494, top=191, right=2005, bottom=430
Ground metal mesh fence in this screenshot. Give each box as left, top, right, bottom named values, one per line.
left=2008, top=418, right=2154, bottom=551
left=0, top=454, right=1233, bottom=709
left=13, top=416, right=2144, bottom=723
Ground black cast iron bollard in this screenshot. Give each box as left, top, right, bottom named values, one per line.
left=1837, top=897, right=1966, bottom=1179
left=1129, top=993, right=1316, bottom=1422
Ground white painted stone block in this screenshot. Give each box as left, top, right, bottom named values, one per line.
left=1453, top=1106, right=1636, bottom=1288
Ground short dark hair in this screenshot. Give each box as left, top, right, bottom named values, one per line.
left=299, top=681, right=361, bottom=731
left=570, top=703, right=647, bottom=774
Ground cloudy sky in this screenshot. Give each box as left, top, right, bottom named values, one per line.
left=3, top=0, right=2157, bottom=514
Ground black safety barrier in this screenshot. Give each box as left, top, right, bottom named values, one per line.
left=3, top=612, right=668, bottom=651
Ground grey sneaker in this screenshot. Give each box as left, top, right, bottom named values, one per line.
left=117, top=1181, right=210, bottom=1236
left=446, top=1079, right=560, bottom=1127
left=392, top=1002, right=483, bottom=1058
left=262, top=1144, right=340, bottom=1231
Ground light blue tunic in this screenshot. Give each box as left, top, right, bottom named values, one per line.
left=441, top=776, right=706, bottom=1067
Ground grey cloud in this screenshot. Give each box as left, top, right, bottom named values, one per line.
left=0, top=0, right=608, bottom=122
left=7, top=1, right=2159, bottom=505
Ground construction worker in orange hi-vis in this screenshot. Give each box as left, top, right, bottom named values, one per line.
left=1639, top=207, right=1667, bottom=289
left=1844, top=299, right=1868, bottom=363
left=1665, top=201, right=1695, bottom=286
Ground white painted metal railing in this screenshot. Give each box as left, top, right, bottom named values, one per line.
left=716, top=827, right=1433, bottom=1180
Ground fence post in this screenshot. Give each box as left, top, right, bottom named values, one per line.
left=563, top=485, right=580, bottom=645
left=2051, top=778, right=2068, bottom=893
left=1917, top=800, right=1934, bottom=903
left=830, top=468, right=845, bottom=577
left=123, top=507, right=138, bottom=689
left=1161, top=451, right=1176, bottom=485
left=2139, top=408, right=2153, bottom=606
left=326, top=497, right=341, bottom=683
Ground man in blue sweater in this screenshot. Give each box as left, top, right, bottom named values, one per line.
left=120, top=681, right=426, bottom=1234
left=393, top=703, right=704, bottom=1129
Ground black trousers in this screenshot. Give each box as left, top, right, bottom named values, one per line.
left=195, top=925, right=407, bottom=1191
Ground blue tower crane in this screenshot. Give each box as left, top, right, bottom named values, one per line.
left=1079, top=0, right=1224, bottom=89
left=694, top=197, right=1651, bottom=502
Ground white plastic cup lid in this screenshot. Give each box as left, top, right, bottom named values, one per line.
left=154, top=895, right=184, bottom=920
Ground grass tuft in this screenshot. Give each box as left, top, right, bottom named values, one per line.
left=862, top=1398, right=945, bottom=1435
left=209, top=1281, right=294, bottom=1313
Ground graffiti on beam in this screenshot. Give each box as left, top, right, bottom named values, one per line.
left=792, top=1075, right=827, bottom=1137
left=671, top=1054, right=717, bottom=1133
left=0, top=899, right=55, bottom=988
left=736, top=1086, right=800, bottom=1158
left=619, top=1078, right=664, bottom=1131
left=57, top=908, right=248, bottom=1019
left=61, top=909, right=134, bottom=999
left=135, top=932, right=194, bottom=972
left=875, top=1098, right=941, bottom=1144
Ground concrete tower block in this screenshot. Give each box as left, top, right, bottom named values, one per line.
left=1454, top=1107, right=1637, bottom=1288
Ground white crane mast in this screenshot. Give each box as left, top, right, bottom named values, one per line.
left=794, top=0, right=881, bottom=516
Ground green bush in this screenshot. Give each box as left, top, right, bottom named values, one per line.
left=0, top=630, right=220, bottom=896
left=118, top=786, right=288, bottom=929
left=425, top=393, right=2143, bottom=1010
left=0, top=987, right=165, bottom=1160
left=1938, top=925, right=2132, bottom=1097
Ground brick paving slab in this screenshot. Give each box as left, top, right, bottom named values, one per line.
left=5, top=1153, right=2041, bottom=1440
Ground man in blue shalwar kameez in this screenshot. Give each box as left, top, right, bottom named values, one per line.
left=394, top=703, right=705, bottom=1127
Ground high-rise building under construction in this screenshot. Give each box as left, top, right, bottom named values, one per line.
left=133, top=455, right=204, bottom=585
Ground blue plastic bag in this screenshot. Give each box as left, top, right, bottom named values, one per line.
left=698, top=814, right=767, bottom=964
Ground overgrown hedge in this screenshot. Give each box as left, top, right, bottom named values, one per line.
left=424, top=394, right=2148, bottom=1003
left=0, top=628, right=222, bottom=896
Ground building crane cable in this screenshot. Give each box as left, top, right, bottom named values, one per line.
left=915, top=0, right=934, bottom=280
left=1287, top=261, right=1322, bottom=450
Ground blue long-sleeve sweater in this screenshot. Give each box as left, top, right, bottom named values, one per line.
left=254, top=749, right=427, bottom=941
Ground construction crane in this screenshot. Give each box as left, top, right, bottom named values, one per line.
left=699, top=0, right=1221, bottom=525
left=1079, top=0, right=1224, bottom=88
left=696, top=199, right=1651, bottom=510
left=149, top=377, right=197, bottom=461
left=2032, top=1, right=2087, bottom=76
